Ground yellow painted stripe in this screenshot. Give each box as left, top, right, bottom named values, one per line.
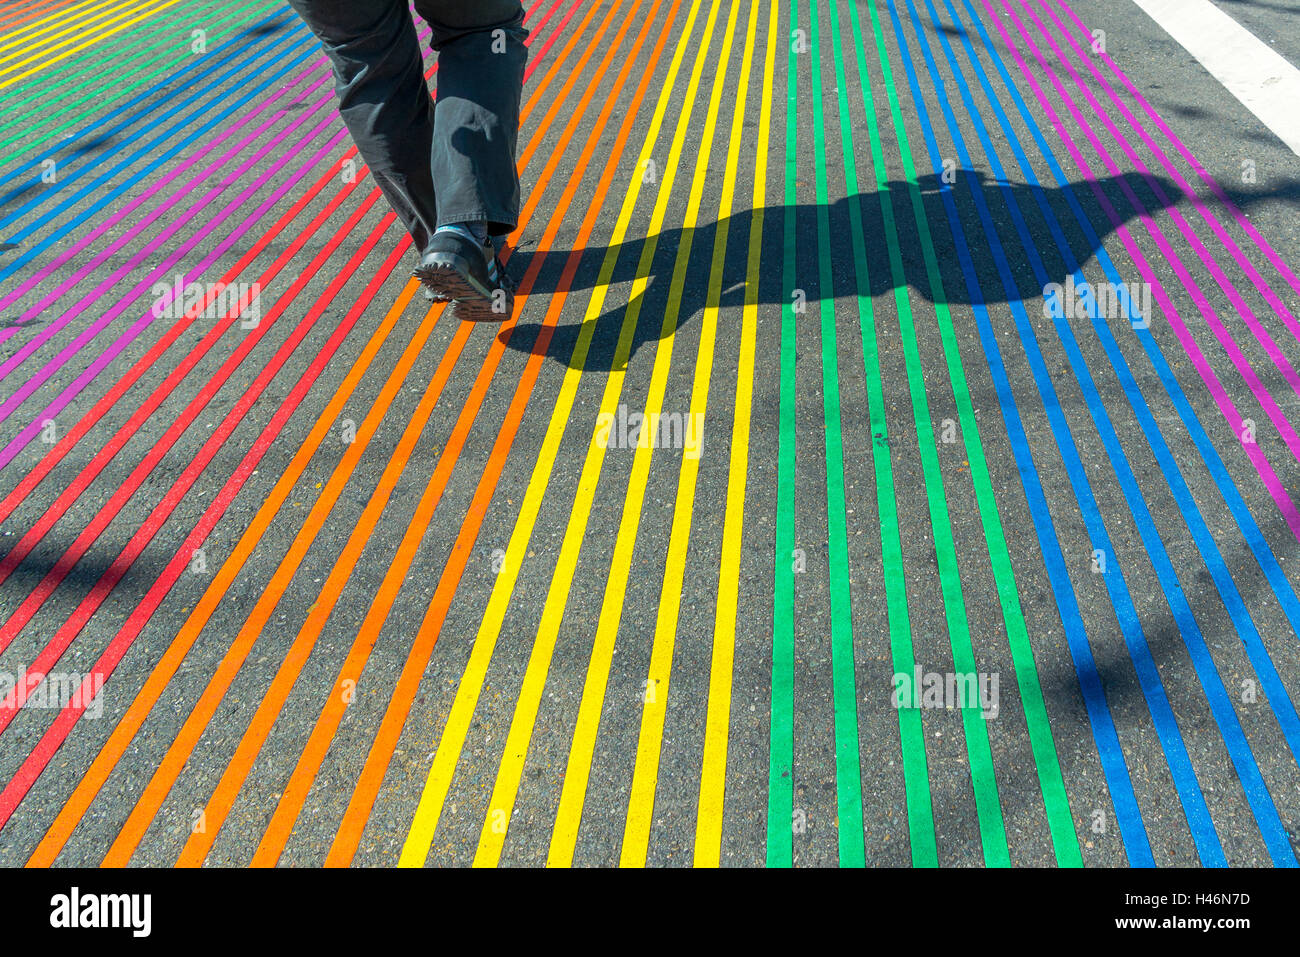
left=696, top=0, right=774, bottom=873
left=0, top=0, right=181, bottom=87
left=474, top=0, right=738, bottom=868
left=537, top=0, right=745, bottom=869
left=696, top=0, right=774, bottom=868
left=0, top=0, right=135, bottom=58
left=619, top=0, right=763, bottom=868
left=396, top=0, right=711, bottom=868
left=692, top=0, right=776, bottom=869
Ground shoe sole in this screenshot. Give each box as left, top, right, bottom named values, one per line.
left=413, top=252, right=514, bottom=323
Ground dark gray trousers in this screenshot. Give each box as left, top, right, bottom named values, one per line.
left=285, top=0, right=528, bottom=256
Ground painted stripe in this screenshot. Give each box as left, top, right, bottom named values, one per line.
left=342, top=1, right=712, bottom=870
left=0, top=5, right=284, bottom=175
left=960, top=0, right=1296, bottom=863
left=0, top=107, right=349, bottom=667
left=620, top=0, right=763, bottom=868
left=806, top=0, right=872, bottom=867
left=485, top=0, right=740, bottom=870
left=1023, top=0, right=1300, bottom=757
left=1127, top=0, right=1300, bottom=158
left=388, top=0, right=705, bottom=869
left=0, top=12, right=308, bottom=257
left=0, top=25, right=312, bottom=299
left=861, top=0, right=1082, bottom=862
left=1039, top=0, right=1300, bottom=644
left=837, top=2, right=942, bottom=869
left=692, top=0, right=777, bottom=868
left=865, top=0, right=1149, bottom=866
left=857, top=0, right=1081, bottom=864
left=885, top=0, right=1151, bottom=866
left=764, top=0, right=797, bottom=869
left=883, top=0, right=1159, bottom=864
left=1036, top=0, right=1300, bottom=407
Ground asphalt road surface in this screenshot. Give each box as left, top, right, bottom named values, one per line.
left=2, top=0, right=1300, bottom=868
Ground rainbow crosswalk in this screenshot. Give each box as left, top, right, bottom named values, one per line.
left=2, top=0, right=1300, bottom=867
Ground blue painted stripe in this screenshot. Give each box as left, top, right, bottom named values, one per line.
left=0, top=8, right=293, bottom=188
left=0, top=28, right=317, bottom=282
left=881, top=0, right=1233, bottom=861
left=944, top=0, right=1300, bottom=865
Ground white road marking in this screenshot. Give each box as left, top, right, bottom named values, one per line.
left=1128, top=0, right=1300, bottom=158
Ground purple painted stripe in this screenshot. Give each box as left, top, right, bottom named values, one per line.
left=1050, top=0, right=1300, bottom=305
left=990, top=0, right=1300, bottom=543
left=1017, top=0, right=1300, bottom=477
left=0, top=119, right=346, bottom=472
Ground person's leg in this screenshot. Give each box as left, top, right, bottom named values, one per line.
left=413, top=0, right=528, bottom=239
left=285, top=0, right=441, bottom=256
left=409, top=0, right=527, bottom=319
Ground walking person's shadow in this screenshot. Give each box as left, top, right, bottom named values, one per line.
left=498, top=169, right=1275, bottom=370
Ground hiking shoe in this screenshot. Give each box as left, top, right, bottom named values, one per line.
left=413, top=225, right=514, bottom=322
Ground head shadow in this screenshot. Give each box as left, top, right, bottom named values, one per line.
left=499, top=168, right=1203, bottom=371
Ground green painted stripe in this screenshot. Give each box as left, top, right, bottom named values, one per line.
left=817, top=0, right=1014, bottom=863
left=806, top=0, right=865, bottom=868
left=765, top=0, right=798, bottom=869
left=848, top=0, right=1082, bottom=865
left=0, top=0, right=280, bottom=156
left=856, top=0, right=1080, bottom=865
left=817, top=0, right=936, bottom=866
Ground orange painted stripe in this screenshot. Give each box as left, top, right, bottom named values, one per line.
left=0, top=0, right=78, bottom=31
left=246, top=0, right=664, bottom=869
left=174, top=0, right=630, bottom=868
left=91, top=0, right=602, bottom=868
left=322, top=0, right=682, bottom=869
left=28, top=0, right=566, bottom=867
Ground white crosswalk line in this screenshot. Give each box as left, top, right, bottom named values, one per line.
left=1129, top=0, right=1300, bottom=158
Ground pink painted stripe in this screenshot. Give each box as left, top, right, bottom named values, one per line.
left=986, top=0, right=1300, bottom=544
left=1017, top=0, right=1300, bottom=473
left=0, top=188, right=390, bottom=705
left=0, top=0, right=570, bottom=651
left=0, top=108, right=345, bottom=472
left=1050, top=0, right=1300, bottom=306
